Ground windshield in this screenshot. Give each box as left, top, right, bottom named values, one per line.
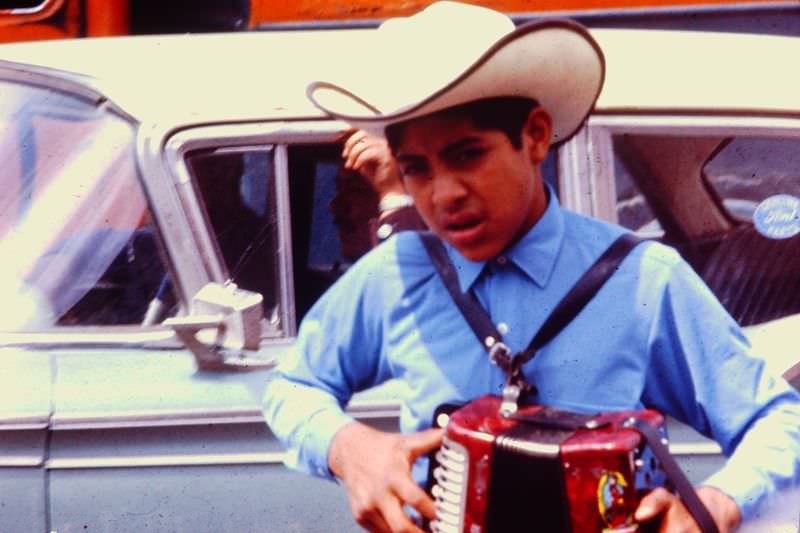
left=0, top=80, right=161, bottom=330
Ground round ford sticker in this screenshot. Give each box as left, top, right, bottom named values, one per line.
left=753, top=194, right=800, bottom=239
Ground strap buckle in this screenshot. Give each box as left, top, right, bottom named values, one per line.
left=500, top=355, right=538, bottom=416
left=487, top=340, right=512, bottom=369
left=500, top=383, right=521, bottom=416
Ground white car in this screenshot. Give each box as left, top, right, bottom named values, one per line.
left=0, top=26, right=797, bottom=532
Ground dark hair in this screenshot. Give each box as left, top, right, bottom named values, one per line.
left=385, top=96, right=538, bottom=153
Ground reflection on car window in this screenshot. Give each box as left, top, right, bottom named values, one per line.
left=185, top=148, right=281, bottom=331
left=287, top=144, right=342, bottom=322
left=613, top=150, right=661, bottom=235
left=609, top=132, right=800, bottom=328
left=704, top=137, right=800, bottom=221
left=0, top=81, right=172, bottom=329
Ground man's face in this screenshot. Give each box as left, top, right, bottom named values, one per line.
left=393, top=107, right=551, bottom=261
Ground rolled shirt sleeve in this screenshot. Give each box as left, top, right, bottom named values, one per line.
left=262, top=255, right=391, bottom=480
left=642, top=257, right=800, bottom=520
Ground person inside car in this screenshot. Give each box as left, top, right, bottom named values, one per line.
left=263, top=3, right=800, bottom=532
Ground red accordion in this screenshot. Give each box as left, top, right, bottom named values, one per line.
left=427, top=396, right=669, bottom=533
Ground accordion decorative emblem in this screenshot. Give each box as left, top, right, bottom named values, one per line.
left=427, top=396, right=670, bottom=533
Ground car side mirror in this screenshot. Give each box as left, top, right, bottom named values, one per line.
left=164, top=282, right=274, bottom=371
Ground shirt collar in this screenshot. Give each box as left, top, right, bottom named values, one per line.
left=447, top=183, right=565, bottom=292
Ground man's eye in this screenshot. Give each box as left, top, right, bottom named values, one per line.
left=400, top=163, right=428, bottom=178
left=454, top=147, right=485, bottom=164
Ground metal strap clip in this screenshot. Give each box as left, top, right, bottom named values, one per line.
left=487, top=340, right=513, bottom=370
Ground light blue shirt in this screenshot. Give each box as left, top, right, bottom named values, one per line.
left=263, top=191, right=800, bottom=520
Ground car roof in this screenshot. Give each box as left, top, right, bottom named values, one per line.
left=0, top=27, right=798, bottom=125
left=0, top=30, right=365, bottom=124
left=593, top=28, right=800, bottom=117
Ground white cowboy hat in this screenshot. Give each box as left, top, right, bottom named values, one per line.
left=306, top=1, right=605, bottom=143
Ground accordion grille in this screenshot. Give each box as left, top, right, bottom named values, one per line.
left=430, top=437, right=468, bottom=533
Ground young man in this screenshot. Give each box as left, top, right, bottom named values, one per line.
left=263, top=3, right=800, bottom=532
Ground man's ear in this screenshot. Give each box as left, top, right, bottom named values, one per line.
left=523, top=107, right=552, bottom=164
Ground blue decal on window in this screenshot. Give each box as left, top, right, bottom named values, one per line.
left=753, top=194, right=800, bottom=239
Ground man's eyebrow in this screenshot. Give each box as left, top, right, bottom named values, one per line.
left=440, top=136, right=483, bottom=158
left=395, top=136, right=483, bottom=162
left=394, top=153, right=425, bottom=163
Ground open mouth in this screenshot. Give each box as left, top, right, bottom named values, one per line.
left=442, top=215, right=486, bottom=245
left=446, top=217, right=481, bottom=232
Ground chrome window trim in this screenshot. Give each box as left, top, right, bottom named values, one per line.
left=0, top=329, right=178, bottom=348
left=161, top=120, right=348, bottom=338
left=273, top=144, right=297, bottom=336
left=137, top=123, right=216, bottom=309
left=50, top=406, right=266, bottom=430
left=45, top=452, right=288, bottom=469
left=49, top=397, right=402, bottom=431
left=0, top=456, right=44, bottom=467
left=0, top=62, right=136, bottom=124
left=560, top=114, right=800, bottom=222
left=588, top=114, right=800, bottom=137
left=557, top=124, right=616, bottom=219
left=0, top=420, right=49, bottom=431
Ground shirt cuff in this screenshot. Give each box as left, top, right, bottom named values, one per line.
left=286, top=408, right=355, bottom=480
left=701, top=467, right=765, bottom=521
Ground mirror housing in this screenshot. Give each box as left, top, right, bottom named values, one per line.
left=164, top=282, right=274, bottom=371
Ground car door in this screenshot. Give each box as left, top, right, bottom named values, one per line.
left=0, top=59, right=377, bottom=531
left=46, top=119, right=405, bottom=533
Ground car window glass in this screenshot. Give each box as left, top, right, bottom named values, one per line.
left=0, top=81, right=172, bottom=329
left=609, top=132, right=800, bottom=328
left=185, top=148, right=282, bottom=331
left=613, top=149, right=661, bottom=235
left=700, top=137, right=800, bottom=327
left=703, top=137, right=800, bottom=221
left=287, top=144, right=349, bottom=322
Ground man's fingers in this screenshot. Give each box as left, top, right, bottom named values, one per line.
left=382, top=496, right=425, bottom=533
left=357, top=510, right=392, bottom=533
left=393, top=478, right=436, bottom=520
left=342, top=130, right=368, bottom=163
left=350, top=144, right=377, bottom=168
left=405, top=427, right=444, bottom=460
left=345, top=143, right=372, bottom=170
left=635, top=487, right=676, bottom=522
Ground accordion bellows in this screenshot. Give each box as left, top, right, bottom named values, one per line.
left=428, top=396, right=670, bottom=533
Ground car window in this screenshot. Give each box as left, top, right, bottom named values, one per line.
left=287, top=144, right=348, bottom=321
left=185, top=147, right=282, bottom=330
left=0, top=80, right=172, bottom=329
left=613, top=150, right=661, bottom=235
left=704, top=137, right=800, bottom=222
left=608, top=132, right=800, bottom=327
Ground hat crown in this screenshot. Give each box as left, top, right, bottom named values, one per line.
left=307, top=1, right=604, bottom=143
left=356, top=2, right=516, bottom=115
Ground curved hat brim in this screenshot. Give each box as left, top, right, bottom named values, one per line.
left=307, top=18, right=605, bottom=144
